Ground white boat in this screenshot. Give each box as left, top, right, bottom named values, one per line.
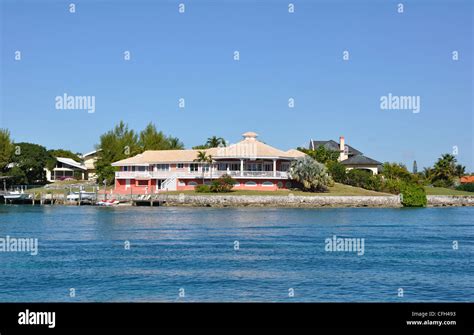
left=66, top=191, right=95, bottom=201
left=3, top=190, right=32, bottom=200
left=97, top=199, right=119, bottom=206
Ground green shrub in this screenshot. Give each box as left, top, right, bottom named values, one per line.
left=381, top=162, right=413, bottom=182
left=290, top=156, right=333, bottom=192
left=382, top=179, right=404, bottom=194
left=400, top=183, right=427, bottom=207
left=346, top=169, right=373, bottom=188
left=327, top=161, right=347, bottom=183
left=433, top=179, right=454, bottom=188
left=456, top=183, right=474, bottom=192
left=366, top=175, right=383, bottom=191
left=210, top=174, right=235, bottom=193
left=195, top=184, right=211, bottom=193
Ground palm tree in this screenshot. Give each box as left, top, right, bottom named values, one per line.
left=206, top=136, right=226, bottom=148
left=166, top=136, right=184, bottom=150
left=432, top=154, right=457, bottom=182
left=455, top=164, right=466, bottom=177
left=289, top=156, right=333, bottom=192
left=194, top=151, right=213, bottom=184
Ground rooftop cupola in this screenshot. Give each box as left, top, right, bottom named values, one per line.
left=242, top=131, right=258, bottom=140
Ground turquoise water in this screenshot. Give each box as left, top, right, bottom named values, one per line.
left=0, top=206, right=472, bottom=302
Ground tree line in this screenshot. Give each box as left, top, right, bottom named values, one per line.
left=0, top=122, right=227, bottom=187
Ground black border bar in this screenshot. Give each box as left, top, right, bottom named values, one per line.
left=0, top=302, right=472, bottom=332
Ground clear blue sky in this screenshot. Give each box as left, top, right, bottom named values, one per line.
left=1, top=0, right=472, bottom=171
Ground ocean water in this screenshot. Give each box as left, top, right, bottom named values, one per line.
left=0, top=205, right=472, bottom=302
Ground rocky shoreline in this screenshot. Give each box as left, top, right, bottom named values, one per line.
left=152, top=194, right=474, bottom=208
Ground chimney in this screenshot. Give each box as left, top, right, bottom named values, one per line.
left=339, top=136, right=348, bottom=161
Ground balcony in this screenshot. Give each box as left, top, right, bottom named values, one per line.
left=115, top=170, right=289, bottom=179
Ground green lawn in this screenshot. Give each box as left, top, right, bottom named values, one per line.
left=163, top=183, right=391, bottom=197
left=424, top=186, right=474, bottom=196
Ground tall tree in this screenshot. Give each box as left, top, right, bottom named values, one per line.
left=455, top=164, right=466, bottom=177
left=206, top=136, right=226, bottom=148
left=139, top=123, right=170, bottom=150
left=413, top=160, right=418, bottom=174
left=382, top=162, right=412, bottom=182
left=95, top=121, right=140, bottom=185
left=432, top=154, right=458, bottom=186
left=194, top=151, right=213, bottom=183
left=0, top=128, right=14, bottom=172
left=165, top=136, right=184, bottom=150
left=297, top=146, right=339, bottom=164
left=48, top=149, right=81, bottom=162
left=10, top=142, right=54, bottom=184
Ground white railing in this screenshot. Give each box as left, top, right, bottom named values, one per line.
left=115, top=170, right=289, bottom=179
left=161, top=175, right=177, bottom=191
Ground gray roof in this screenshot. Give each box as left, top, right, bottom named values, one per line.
left=309, top=140, right=363, bottom=156
left=340, top=155, right=382, bottom=166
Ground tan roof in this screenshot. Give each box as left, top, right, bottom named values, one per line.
left=112, top=149, right=217, bottom=165
left=285, top=149, right=306, bottom=158
left=212, top=136, right=296, bottom=158
left=112, top=132, right=302, bottom=165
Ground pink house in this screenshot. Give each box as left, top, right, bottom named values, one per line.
left=111, top=132, right=306, bottom=194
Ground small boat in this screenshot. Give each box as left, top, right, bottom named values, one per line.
left=97, top=199, right=119, bottom=206
left=66, top=191, right=95, bottom=201
left=4, top=190, right=32, bottom=200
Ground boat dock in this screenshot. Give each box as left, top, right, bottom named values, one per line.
left=0, top=192, right=166, bottom=207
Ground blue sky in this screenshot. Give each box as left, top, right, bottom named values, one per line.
left=1, top=0, right=472, bottom=171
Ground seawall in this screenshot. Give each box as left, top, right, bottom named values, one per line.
left=427, top=195, right=474, bottom=207
left=156, top=194, right=403, bottom=208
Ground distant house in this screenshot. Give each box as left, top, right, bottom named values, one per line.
left=309, top=136, right=382, bottom=174
left=45, top=157, right=87, bottom=182
left=460, top=176, right=474, bottom=184
left=80, top=149, right=100, bottom=181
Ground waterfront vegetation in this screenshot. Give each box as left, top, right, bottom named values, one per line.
left=298, top=145, right=472, bottom=207
left=1, top=125, right=473, bottom=206
left=289, top=156, right=333, bottom=192
left=168, top=183, right=391, bottom=197
left=95, top=122, right=185, bottom=185
left=424, top=186, right=474, bottom=196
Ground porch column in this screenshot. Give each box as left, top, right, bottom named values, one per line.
left=240, top=159, right=244, bottom=177
left=273, top=159, right=277, bottom=177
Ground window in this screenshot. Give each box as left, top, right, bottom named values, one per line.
left=264, top=164, right=273, bottom=172
left=123, top=166, right=128, bottom=171
left=218, top=163, right=227, bottom=171
left=137, top=180, right=148, bottom=186
left=285, top=181, right=292, bottom=188
left=178, top=180, right=186, bottom=186
left=281, top=163, right=290, bottom=171
left=177, top=163, right=184, bottom=169
left=262, top=181, right=274, bottom=187
left=245, top=181, right=257, bottom=187
left=246, top=163, right=262, bottom=171
left=230, top=163, right=240, bottom=171
left=277, top=182, right=283, bottom=188
left=188, top=181, right=198, bottom=186
left=155, top=164, right=170, bottom=171
left=189, top=164, right=199, bottom=172
left=233, top=181, right=240, bottom=187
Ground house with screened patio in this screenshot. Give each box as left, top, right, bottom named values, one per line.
left=111, top=132, right=306, bottom=193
